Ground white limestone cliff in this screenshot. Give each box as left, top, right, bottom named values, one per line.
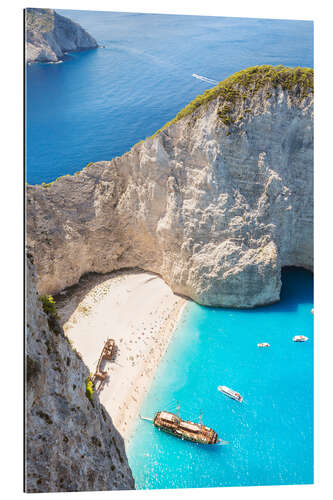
left=25, top=8, right=98, bottom=64
left=26, top=66, right=313, bottom=308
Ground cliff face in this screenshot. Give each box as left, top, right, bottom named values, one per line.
left=26, top=66, right=313, bottom=308
left=25, top=8, right=98, bottom=63
left=25, top=255, right=135, bottom=492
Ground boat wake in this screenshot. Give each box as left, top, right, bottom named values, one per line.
left=216, top=439, right=229, bottom=446
left=45, top=60, right=63, bottom=65
left=192, top=73, right=218, bottom=85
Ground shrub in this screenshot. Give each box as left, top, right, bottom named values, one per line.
left=39, top=174, right=72, bottom=189
left=85, top=375, right=94, bottom=405
left=40, top=295, right=62, bottom=335
left=144, top=65, right=313, bottom=139
left=40, top=295, right=58, bottom=318
left=55, top=174, right=70, bottom=181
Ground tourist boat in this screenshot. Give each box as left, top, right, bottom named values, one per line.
left=140, top=411, right=220, bottom=445
left=257, top=342, right=270, bottom=347
left=292, top=335, right=309, bottom=342
left=218, top=385, right=243, bottom=402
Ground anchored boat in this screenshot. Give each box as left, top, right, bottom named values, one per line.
left=293, top=335, right=309, bottom=342
left=257, top=342, right=270, bottom=347
left=141, top=411, right=222, bottom=445
left=218, top=385, right=243, bottom=402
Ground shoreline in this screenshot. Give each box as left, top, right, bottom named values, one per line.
left=116, top=298, right=187, bottom=442
left=56, top=270, right=188, bottom=442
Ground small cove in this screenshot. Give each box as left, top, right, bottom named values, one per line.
left=127, top=268, right=313, bottom=488
left=25, top=11, right=314, bottom=489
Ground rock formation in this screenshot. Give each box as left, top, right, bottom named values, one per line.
left=25, top=8, right=98, bottom=64
left=26, top=66, right=313, bottom=308
left=25, top=254, right=135, bottom=492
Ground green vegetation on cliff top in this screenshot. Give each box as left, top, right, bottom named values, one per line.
left=32, top=65, right=313, bottom=186
left=148, top=65, right=313, bottom=137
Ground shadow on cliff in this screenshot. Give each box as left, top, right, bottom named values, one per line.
left=54, top=267, right=175, bottom=326
left=245, top=266, right=313, bottom=315
left=198, top=266, right=314, bottom=316
left=55, top=266, right=313, bottom=325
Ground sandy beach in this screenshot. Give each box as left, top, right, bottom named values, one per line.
left=56, top=270, right=187, bottom=442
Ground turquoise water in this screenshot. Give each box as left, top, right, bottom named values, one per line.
left=127, top=268, right=313, bottom=489
left=25, top=11, right=313, bottom=185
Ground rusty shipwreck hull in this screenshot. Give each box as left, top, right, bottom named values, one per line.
left=153, top=411, right=218, bottom=445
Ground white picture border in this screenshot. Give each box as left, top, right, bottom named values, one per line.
left=1, top=1, right=331, bottom=499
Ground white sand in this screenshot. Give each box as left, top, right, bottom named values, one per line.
left=57, top=271, right=187, bottom=441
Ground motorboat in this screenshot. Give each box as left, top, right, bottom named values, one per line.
left=218, top=385, right=243, bottom=402
left=293, top=335, right=309, bottom=342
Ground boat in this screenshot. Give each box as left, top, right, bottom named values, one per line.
left=141, top=411, right=220, bottom=445
left=218, top=385, right=243, bottom=402
left=293, top=335, right=309, bottom=342
left=257, top=342, right=270, bottom=347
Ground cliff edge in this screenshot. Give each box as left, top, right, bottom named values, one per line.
left=27, top=66, right=313, bottom=308
left=25, top=255, right=135, bottom=492
left=25, top=8, right=98, bottom=63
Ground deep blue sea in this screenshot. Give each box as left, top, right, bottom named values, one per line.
left=128, top=268, right=313, bottom=488
left=25, top=11, right=313, bottom=184
left=26, top=11, right=314, bottom=489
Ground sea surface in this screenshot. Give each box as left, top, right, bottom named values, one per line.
left=127, top=268, right=313, bottom=488
left=25, top=11, right=313, bottom=184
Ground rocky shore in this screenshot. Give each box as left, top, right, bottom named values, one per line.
left=25, top=8, right=98, bottom=64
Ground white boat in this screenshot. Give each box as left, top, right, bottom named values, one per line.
left=218, top=385, right=243, bottom=402
left=257, top=342, right=270, bottom=347
left=293, top=335, right=309, bottom=342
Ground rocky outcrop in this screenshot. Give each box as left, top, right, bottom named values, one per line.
left=25, top=8, right=98, bottom=64
left=26, top=66, right=313, bottom=308
left=25, top=255, right=135, bottom=492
